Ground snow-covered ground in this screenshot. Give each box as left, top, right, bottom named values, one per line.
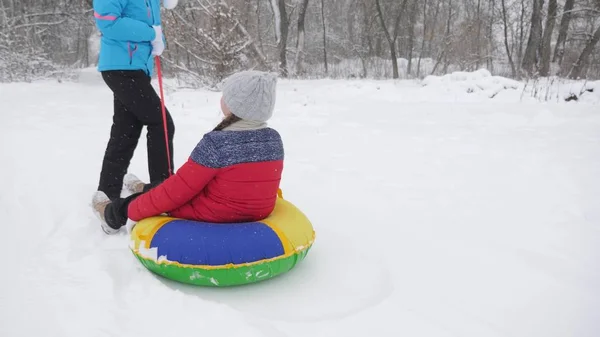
left=1, top=70, right=600, bottom=337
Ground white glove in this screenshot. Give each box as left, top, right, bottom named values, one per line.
left=151, top=25, right=165, bottom=56
left=163, top=0, right=178, bottom=9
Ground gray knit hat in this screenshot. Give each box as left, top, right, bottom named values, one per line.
left=221, top=70, right=278, bottom=122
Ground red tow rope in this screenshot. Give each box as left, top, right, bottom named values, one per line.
left=155, top=56, right=173, bottom=177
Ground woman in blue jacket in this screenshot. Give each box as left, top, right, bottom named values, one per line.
left=93, top=0, right=177, bottom=201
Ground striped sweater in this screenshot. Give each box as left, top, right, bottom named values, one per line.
left=128, top=128, right=284, bottom=223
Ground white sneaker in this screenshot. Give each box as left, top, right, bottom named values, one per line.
left=91, top=191, right=120, bottom=235
left=125, top=218, right=137, bottom=234
left=123, top=173, right=146, bottom=194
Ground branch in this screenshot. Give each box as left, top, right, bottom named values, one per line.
left=172, top=9, right=193, bottom=27
left=160, top=57, right=216, bottom=88
left=9, top=20, right=67, bottom=30
left=374, top=0, right=393, bottom=44
left=22, top=12, right=71, bottom=18
left=232, top=39, right=253, bottom=54
left=172, top=40, right=221, bottom=65
left=269, top=0, right=281, bottom=43
left=195, top=0, right=218, bottom=15
left=392, top=0, right=409, bottom=42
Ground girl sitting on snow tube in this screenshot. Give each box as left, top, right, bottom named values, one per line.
left=92, top=70, right=282, bottom=234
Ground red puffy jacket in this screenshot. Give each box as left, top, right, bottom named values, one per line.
left=127, top=128, right=284, bottom=223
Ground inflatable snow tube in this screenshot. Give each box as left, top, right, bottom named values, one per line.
left=128, top=191, right=315, bottom=287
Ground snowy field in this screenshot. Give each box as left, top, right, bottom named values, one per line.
left=1, top=69, right=600, bottom=337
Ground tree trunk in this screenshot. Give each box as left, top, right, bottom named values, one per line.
left=243, top=0, right=251, bottom=28
left=392, top=0, right=410, bottom=57
left=375, top=0, right=399, bottom=78
left=269, top=0, right=288, bottom=77
left=475, top=0, right=481, bottom=69
left=568, top=25, right=600, bottom=79
left=233, top=15, right=271, bottom=71
left=442, top=0, right=452, bottom=74
left=428, top=0, right=443, bottom=57
left=320, top=0, right=328, bottom=74
left=361, top=0, right=373, bottom=58
left=294, top=0, right=309, bottom=76
left=521, top=0, right=544, bottom=76
left=539, top=0, right=557, bottom=76
left=407, top=0, right=418, bottom=77
left=552, top=0, right=574, bottom=65
left=517, top=0, right=526, bottom=66
left=256, top=0, right=264, bottom=54
left=417, top=0, right=428, bottom=78
left=269, top=0, right=281, bottom=43
left=501, top=0, right=516, bottom=78
left=488, top=0, right=495, bottom=71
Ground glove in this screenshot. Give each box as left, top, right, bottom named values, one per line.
left=151, top=25, right=165, bottom=56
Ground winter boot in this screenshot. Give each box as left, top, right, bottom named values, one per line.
left=123, top=173, right=146, bottom=194
left=91, top=191, right=119, bottom=235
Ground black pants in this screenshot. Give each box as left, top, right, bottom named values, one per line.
left=104, top=193, right=142, bottom=230
left=97, top=70, right=175, bottom=200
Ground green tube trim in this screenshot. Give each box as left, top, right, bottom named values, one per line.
left=131, top=245, right=313, bottom=287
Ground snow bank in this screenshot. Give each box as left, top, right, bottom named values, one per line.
left=517, top=78, right=600, bottom=103
left=420, top=69, right=600, bottom=103
left=422, top=69, right=522, bottom=99
left=571, top=80, right=600, bottom=104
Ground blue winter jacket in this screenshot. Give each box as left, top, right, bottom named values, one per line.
left=93, top=0, right=163, bottom=76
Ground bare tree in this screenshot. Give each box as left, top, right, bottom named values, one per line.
left=487, top=0, right=495, bottom=71
left=269, top=0, right=289, bottom=77
left=374, top=0, right=409, bottom=79
left=162, top=0, right=270, bottom=85
left=521, top=0, right=544, bottom=76
left=5, top=0, right=600, bottom=83
left=406, top=0, right=418, bottom=77
left=320, top=0, right=328, bottom=74
left=569, top=25, right=600, bottom=79
left=439, top=0, right=454, bottom=74
left=539, top=0, right=557, bottom=76
left=416, top=0, right=428, bottom=78
left=294, top=0, right=309, bottom=75
left=0, top=0, right=91, bottom=82
left=553, top=0, right=575, bottom=65
left=501, top=0, right=517, bottom=77
left=475, top=0, right=482, bottom=68
left=517, top=0, right=527, bottom=64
